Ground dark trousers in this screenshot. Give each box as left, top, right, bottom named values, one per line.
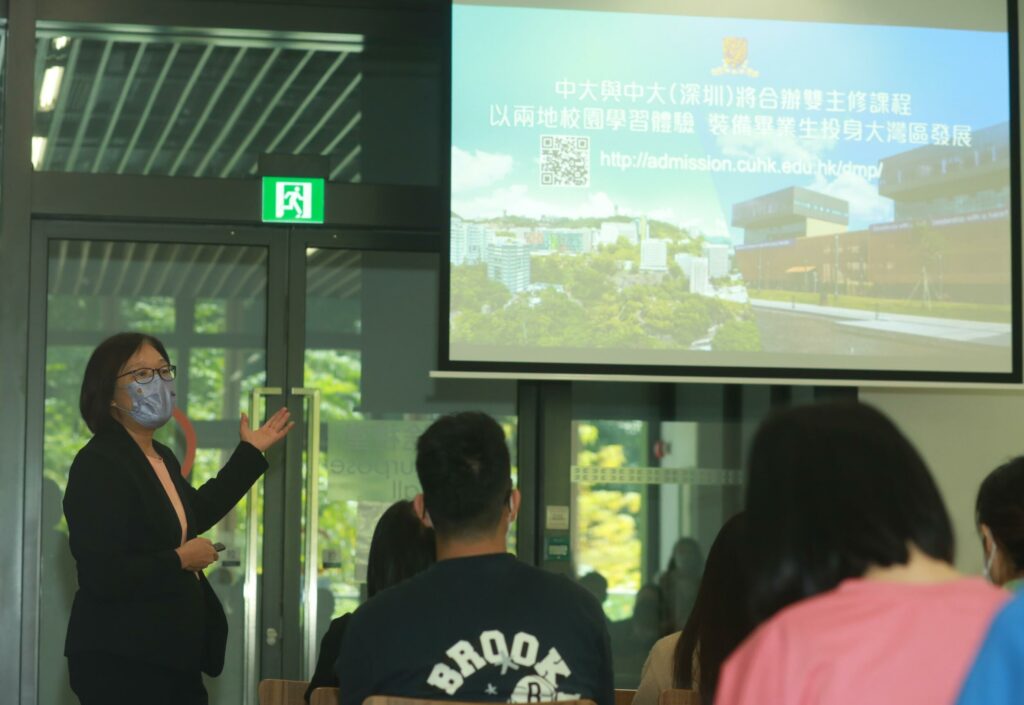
left=68, top=650, right=208, bottom=705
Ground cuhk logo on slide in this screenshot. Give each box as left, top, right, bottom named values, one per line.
left=712, top=37, right=760, bottom=77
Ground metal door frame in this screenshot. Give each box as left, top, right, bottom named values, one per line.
left=22, top=218, right=292, bottom=703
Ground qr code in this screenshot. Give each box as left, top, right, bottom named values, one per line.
left=540, top=135, right=590, bottom=187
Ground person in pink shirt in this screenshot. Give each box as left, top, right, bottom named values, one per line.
left=716, top=402, right=1007, bottom=705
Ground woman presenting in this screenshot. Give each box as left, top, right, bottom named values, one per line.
left=63, top=332, right=294, bottom=705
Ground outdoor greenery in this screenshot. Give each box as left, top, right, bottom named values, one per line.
left=711, top=318, right=763, bottom=352
left=575, top=420, right=647, bottom=622
left=452, top=238, right=760, bottom=351
left=750, top=288, right=1012, bottom=323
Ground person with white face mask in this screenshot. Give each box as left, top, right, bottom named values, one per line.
left=956, top=462, right=1024, bottom=704
left=62, top=332, right=294, bottom=705
left=976, top=457, right=1024, bottom=592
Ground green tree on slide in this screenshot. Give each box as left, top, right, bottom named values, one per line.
left=712, top=319, right=762, bottom=352
left=451, top=264, right=511, bottom=312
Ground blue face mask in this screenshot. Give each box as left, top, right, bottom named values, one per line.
left=116, top=377, right=176, bottom=429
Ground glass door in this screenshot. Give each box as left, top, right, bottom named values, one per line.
left=32, top=221, right=288, bottom=705
left=280, top=235, right=519, bottom=682
left=31, top=222, right=519, bottom=704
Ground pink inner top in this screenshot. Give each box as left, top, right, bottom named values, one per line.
left=147, top=456, right=187, bottom=546
left=716, top=576, right=1008, bottom=705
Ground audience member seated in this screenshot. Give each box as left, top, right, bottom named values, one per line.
left=976, top=456, right=1024, bottom=591
left=579, top=571, right=609, bottom=614
left=608, top=584, right=666, bottom=688
left=955, top=590, right=1024, bottom=705
left=657, top=538, right=704, bottom=633
left=335, top=412, right=613, bottom=705
left=634, top=513, right=750, bottom=705
left=715, top=402, right=1008, bottom=705
left=305, top=499, right=435, bottom=703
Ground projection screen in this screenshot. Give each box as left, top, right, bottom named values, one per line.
left=445, top=0, right=1020, bottom=382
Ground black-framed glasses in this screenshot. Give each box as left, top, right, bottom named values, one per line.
left=117, top=365, right=176, bottom=384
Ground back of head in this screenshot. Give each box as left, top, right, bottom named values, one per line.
left=579, top=571, right=609, bottom=605
left=365, top=500, right=436, bottom=598
left=746, top=401, right=953, bottom=623
left=977, top=457, right=1024, bottom=575
left=669, top=537, right=705, bottom=577
left=415, top=412, right=512, bottom=539
left=673, top=513, right=751, bottom=703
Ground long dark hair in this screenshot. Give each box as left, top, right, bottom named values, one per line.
left=977, top=456, right=1024, bottom=578
left=746, top=402, right=954, bottom=624
left=672, top=513, right=750, bottom=704
left=365, top=500, right=436, bottom=598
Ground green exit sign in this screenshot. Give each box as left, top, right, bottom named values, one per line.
left=261, top=176, right=325, bottom=224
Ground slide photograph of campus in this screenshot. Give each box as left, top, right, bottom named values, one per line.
left=449, top=5, right=1014, bottom=373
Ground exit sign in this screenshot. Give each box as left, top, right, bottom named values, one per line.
left=261, top=176, right=325, bottom=224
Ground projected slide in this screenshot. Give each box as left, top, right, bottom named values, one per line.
left=449, top=2, right=1015, bottom=377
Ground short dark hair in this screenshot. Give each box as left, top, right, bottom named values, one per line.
left=80, top=332, right=171, bottom=434
left=365, top=500, right=436, bottom=598
left=415, top=412, right=511, bottom=538
left=579, top=571, right=609, bottom=606
left=674, top=513, right=752, bottom=705
left=668, top=537, right=704, bottom=575
left=977, top=457, right=1024, bottom=574
left=745, top=401, right=954, bottom=623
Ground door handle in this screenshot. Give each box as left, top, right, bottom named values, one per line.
left=244, top=387, right=283, bottom=705
left=291, top=387, right=322, bottom=676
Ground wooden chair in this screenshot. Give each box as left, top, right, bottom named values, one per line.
left=311, top=687, right=340, bottom=705
left=658, top=689, right=699, bottom=705
left=365, top=697, right=598, bottom=705
left=615, top=689, right=637, bottom=705
left=259, top=679, right=311, bottom=705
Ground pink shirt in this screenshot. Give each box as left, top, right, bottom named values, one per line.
left=717, top=577, right=1007, bottom=705
left=147, top=456, right=187, bottom=546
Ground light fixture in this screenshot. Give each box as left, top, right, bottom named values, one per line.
left=52, top=36, right=70, bottom=51
left=38, top=65, right=64, bottom=112
left=31, top=137, right=47, bottom=170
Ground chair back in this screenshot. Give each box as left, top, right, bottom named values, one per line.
left=258, top=679, right=311, bottom=705
left=614, top=689, right=636, bottom=705
left=311, top=687, right=340, bottom=705
left=658, top=689, right=699, bottom=705
left=365, top=697, right=598, bottom=705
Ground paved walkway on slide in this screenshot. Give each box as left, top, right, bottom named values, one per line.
left=749, top=298, right=1011, bottom=346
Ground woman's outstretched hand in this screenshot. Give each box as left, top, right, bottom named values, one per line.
left=240, top=407, right=295, bottom=452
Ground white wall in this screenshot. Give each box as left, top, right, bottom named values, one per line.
left=861, top=388, right=1024, bottom=574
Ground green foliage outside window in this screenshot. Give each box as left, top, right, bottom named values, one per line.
left=575, top=420, right=647, bottom=622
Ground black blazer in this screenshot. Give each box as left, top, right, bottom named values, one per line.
left=63, top=421, right=268, bottom=674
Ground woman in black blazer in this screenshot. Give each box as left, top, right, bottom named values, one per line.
left=63, top=332, right=293, bottom=705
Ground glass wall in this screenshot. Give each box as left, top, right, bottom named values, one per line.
left=569, top=383, right=779, bottom=689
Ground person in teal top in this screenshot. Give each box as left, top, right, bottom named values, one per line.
left=956, top=591, right=1024, bottom=704
left=975, top=457, right=1024, bottom=591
